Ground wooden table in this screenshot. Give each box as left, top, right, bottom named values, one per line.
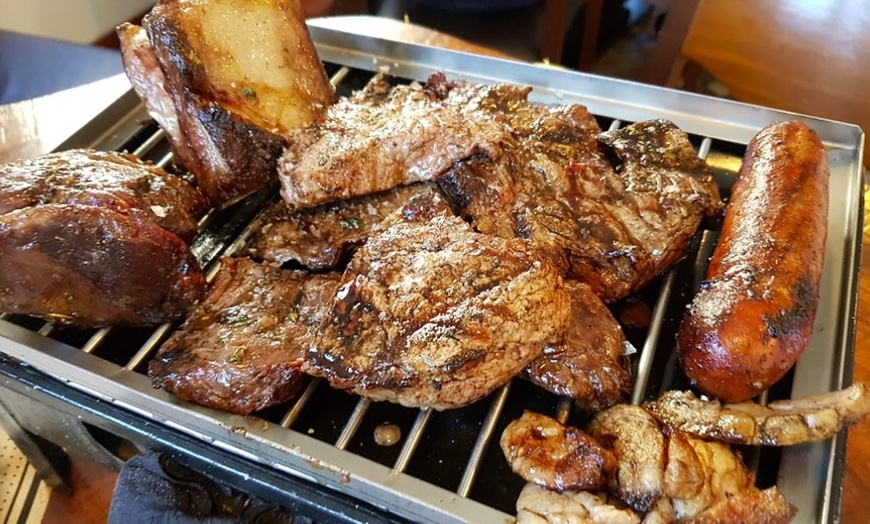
left=1, top=14, right=868, bottom=523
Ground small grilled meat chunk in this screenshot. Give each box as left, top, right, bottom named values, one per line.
left=501, top=411, right=616, bottom=491
left=645, top=383, right=870, bottom=446
left=123, top=0, right=333, bottom=207
left=150, top=258, right=340, bottom=415
left=303, top=193, right=570, bottom=410
left=247, top=184, right=438, bottom=269
left=681, top=488, right=796, bottom=524
left=0, top=149, right=206, bottom=241
left=522, top=281, right=631, bottom=411
left=0, top=204, right=205, bottom=327
left=278, top=73, right=508, bottom=209
left=516, top=484, right=640, bottom=524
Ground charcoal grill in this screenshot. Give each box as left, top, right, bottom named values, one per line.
left=0, top=24, right=864, bottom=523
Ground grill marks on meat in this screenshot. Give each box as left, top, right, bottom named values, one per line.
left=501, top=411, right=616, bottom=491
left=303, top=193, right=571, bottom=410
left=0, top=149, right=206, bottom=241
left=122, top=0, right=334, bottom=208
left=0, top=205, right=205, bottom=327
left=150, top=258, right=340, bottom=415
left=278, top=73, right=509, bottom=209
left=522, top=281, right=631, bottom=411
left=247, top=184, right=439, bottom=269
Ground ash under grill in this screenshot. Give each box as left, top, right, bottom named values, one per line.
left=0, top=27, right=864, bottom=524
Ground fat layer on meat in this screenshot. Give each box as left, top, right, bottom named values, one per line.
left=246, top=184, right=439, bottom=269
left=150, top=257, right=340, bottom=415
left=0, top=204, right=205, bottom=327
left=303, top=193, right=571, bottom=410
left=501, top=411, right=616, bottom=491
left=522, top=280, right=631, bottom=411
left=516, top=484, right=640, bottom=524
left=0, top=149, right=206, bottom=241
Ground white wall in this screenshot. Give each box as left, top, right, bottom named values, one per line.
left=0, top=0, right=156, bottom=44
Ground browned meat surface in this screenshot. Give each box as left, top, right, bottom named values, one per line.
left=124, top=0, right=334, bottom=207
left=645, top=383, right=870, bottom=446
left=440, top=116, right=722, bottom=303
left=0, top=204, right=205, bottom=327
left=500, top=411, right=616, bottom=491
left=515, top=484, right=640, bottom=524
left=0, top=149, right=206, bottom=241
left=150, top=257, right=340, bottom=415
left=278, top=73, right=508, bottom=209
left=682, top=488, right=796, bottom=524
left=246, top=184, right=438, bottom=269
left=303, top=193, right=570, bottom=410
left=522, top=281, right=631, bottom=411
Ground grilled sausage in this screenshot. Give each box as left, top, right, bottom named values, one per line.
left=679, top=121, right=829, bottom=402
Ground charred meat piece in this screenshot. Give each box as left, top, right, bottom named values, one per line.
left=121, top=0, right=334, bottom=207
left=0, top=149, right=206, bottom=241
left=440, top=110, right=721, bottom=302
left=0, top=204, right=205, bottom=327
left=500, top=411, right=616, bottom=491
left=247, top=184, right=439, bottom=269
left=278, top=73, right=509, bottom=209
left=150, top=258, right=340, bottom=415
left=515, top=484, right=640, bottom=524
left=522, top=281, right=631, bottom=411
left=645, top=383, right=870, bottom=446
left=303, top=193, right=570, bottom=410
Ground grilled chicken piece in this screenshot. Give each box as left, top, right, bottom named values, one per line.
left=303, top=193, right=570, bottom=410
left=522, top=281, right=631, bottom=411
left=501, top=411, right=616, bottom=491
left=278, top=73, right=508, bottom=209
left=516, top=484, right=640, bottom=524
left=645, top=383, right=870, bottom=446
left=121, top=0, right=333, bottom=207
left=150, top=258, right=340, bottom=415
left=0, top=204, right=205, bottom=327
left=0, top=149, right=206, bottom=241
left=247, top=184, right=439, bottom=269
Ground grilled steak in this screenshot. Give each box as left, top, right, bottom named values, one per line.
left=303, top=193, right=570, bottom=410
left=0, top=204, right=205, bottom=327
left=150, top=257, right=340, bottom=415
left=278, top=73, right=508, bottom=209
left=122, top=0, right=334, bottom=207
left=0, top=149, right=206, bottom=241
left=440, top=116, right=722, bottom=303
left=247, top=183, right=438, bottom=269
left=522, top=281, right=631, bottom=412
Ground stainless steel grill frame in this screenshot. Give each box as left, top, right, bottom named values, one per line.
left=0, top=24, right=864, bottom=523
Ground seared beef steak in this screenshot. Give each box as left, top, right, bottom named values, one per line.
left=150, top=258, right=340, bottom=415
left=522, top=281, right=631, bottom=412
left=0, top=204, right=205, bottom=327
left=278, top=73, right=509, bottom=209
left=303, top=194, right=570, bottom=410
left=247, top=183, right=438, bottom=269
left=0, top=149, right=206, bottom=241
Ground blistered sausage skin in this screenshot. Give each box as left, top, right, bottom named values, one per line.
left=679, top=121, right=829, bottom=402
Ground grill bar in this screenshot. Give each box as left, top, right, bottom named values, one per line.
left=280, top=379, right=321, bottom=428
left=392, top=408, right=432, bottom=473
left=335, top=399, right=370, bottom=450
left=456, top=382, right=512, bottom=497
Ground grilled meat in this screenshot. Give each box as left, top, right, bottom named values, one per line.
left=150, top=258, right=340, bottom=415
left=0, top=204, right=205, bottom=327
left=247, top=184, right=438, bottom=269
left=303, top=193, right=570, bottom=410
left=521, top=281, right=631, bottom=411
left=439, top=109, right=722, bottom=302
left=680, top=488, right=796, bottom=524
left=501, top=411, right=616, bottom=491
left=516, top=484, right=639, bottom=524
left=122, top=0, right=334, bottom=207
left=645, top=383, right=870, bottom=446
left=0, top=149, right=206, bottom=241
left=278, top=73, right=508, bottom=209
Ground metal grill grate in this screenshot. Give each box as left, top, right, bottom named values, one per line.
left=0, top=26, right=864, bottom=523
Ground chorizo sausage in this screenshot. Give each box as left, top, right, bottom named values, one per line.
left=679, top=121, right=829, bottom=402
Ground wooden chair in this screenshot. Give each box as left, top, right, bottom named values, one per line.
left=644, top=0, right=870, bottom=167
left=541, top=0, right=604, bottom=70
